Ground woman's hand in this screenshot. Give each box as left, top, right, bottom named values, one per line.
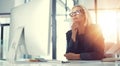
left=64, top=53, right=80, bottom=60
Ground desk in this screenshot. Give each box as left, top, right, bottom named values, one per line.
left=0, top=60, right=120, bottom=66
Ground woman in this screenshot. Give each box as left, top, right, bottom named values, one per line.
left=64, top=5, right=105, bottom=60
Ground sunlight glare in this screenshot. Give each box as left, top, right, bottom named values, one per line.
left=97, top=10, right=117, bottom=43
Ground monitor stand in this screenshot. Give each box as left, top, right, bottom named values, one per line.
left=6, top=26, right=28, bottom=62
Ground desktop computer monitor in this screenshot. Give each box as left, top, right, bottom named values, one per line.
left=7, top=0, right=51, bottom=62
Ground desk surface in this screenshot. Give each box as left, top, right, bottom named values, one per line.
left=0, top=60, right=120, bottom=66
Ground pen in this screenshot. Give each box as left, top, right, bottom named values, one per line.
left=61, top=61, right=70, bottom=63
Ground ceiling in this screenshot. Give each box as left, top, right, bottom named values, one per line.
left=78, top=0, right=120, bottom=10
left=57, top=0, right=120, bottom=13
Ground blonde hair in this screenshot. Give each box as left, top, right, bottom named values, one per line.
left=72, top=5, right=93, bottom=26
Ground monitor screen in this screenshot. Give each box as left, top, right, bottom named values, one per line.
left=8, top=0, right=51, bottom=61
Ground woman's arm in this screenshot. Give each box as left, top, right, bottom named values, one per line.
left=80, top=25, right=105, bottom=60
left=80, top=36, right=104, bottom=60
left=66, top=30, right=76, bottom=53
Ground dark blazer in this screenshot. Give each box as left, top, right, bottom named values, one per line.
left=66, top=24, right=105, bottom=60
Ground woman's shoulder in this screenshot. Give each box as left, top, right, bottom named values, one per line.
left=66, top=30, right=72, bottom=34
left=85, top=24, right=102, bottom=36
left=66, top=30, right=72, bottom=36
left=86, top=24, right=101, bottom=32
left=87, top=24, right=100, bottom=29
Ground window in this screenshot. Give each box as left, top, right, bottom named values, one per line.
left=0, top=14, right=10, bottom=59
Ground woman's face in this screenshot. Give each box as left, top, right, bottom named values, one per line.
left=70, top=7, right=85, bottom=25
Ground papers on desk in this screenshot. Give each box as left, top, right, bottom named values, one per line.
left=14, top=59, right=102, bottom=64
left=101, top=58, right=120, bottom=62
left=68, top=60, right=101, bottom=63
